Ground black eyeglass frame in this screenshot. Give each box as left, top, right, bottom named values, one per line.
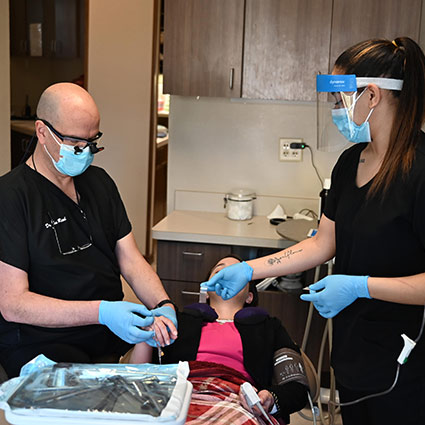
left=38, top=118, right=104, bottom=154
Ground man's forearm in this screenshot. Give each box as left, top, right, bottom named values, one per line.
left=115, top=232, right=170, bottom=309
left=1, top=292, right=101, bottom=327
left=123, top=256, right=170, bottom=309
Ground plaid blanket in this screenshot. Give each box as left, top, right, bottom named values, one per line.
left=185, top=361, right=281, bottom=425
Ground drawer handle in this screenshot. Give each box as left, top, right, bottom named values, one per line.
left=181, top=291, right=200, bottom=296
left=182, top=251, right=203, bottom=257
left=229, top=67, right=234, bottom=90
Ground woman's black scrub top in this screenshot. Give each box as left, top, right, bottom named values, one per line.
left=0, top=164, right=132, bottom=341
left=324, top=135, right=425, bottom=391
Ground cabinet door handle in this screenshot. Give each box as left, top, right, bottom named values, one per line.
left=181, top=291, right=200, bottom=296
left=182, top=251, right=203, bottom=257
left=229, top=68, right=234, bottom=90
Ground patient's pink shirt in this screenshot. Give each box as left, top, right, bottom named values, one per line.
left=196, top=321, right=253, bottom=382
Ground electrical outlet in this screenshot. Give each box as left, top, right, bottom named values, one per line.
left=279, top=138, right=303, bottom=162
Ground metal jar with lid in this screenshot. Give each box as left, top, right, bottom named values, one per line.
left=224, top=189, right=256, bottom=220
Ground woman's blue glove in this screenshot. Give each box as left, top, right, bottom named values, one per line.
left=200, top=261, right=253, bottom=300
left=300, top=275, right=371, bottom=318
left=98, top=301, right=154, bottom=344
left=145, top=305, right=178, bottom=347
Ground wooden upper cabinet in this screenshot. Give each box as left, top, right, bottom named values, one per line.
left=10, top=0, right=80, bottom=58
left=10, top=0, right=28, bottom=56
left=43, top=0, right=79, bottom=58
left=163, top=0, right=245, bottom=97
left=243, top=0, right=333, bottom=101
left=163, top=0, right=423, bottom=101
left=330, top=0, right=422, bottom=67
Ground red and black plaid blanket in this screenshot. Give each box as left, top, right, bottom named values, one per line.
left=185, top=361, right=281, bottom=425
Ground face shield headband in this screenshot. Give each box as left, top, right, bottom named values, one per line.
left=316, top=74, right=403, bottom=151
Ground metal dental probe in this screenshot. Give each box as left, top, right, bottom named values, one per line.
left=156, top=334, right=162, bottom=365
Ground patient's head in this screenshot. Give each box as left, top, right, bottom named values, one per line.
left=207, top=256, right=258, bottom=308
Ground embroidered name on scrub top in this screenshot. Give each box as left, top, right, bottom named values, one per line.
left=196, top=321, right=254, bottom=383
left=45, top=216, right=67, bottom=228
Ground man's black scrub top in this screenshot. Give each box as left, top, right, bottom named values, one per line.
left=0, top=164, right=132, bottom=343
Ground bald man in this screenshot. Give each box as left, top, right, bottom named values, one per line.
left=0, top=83, right=177, bottom=377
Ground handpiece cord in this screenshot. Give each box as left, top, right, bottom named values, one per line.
left=19, top=133, right=37, bottom=165
left=306, top=145, right=323, bottom=189
left=289, top=142, right=323, bottom=188
left=330, top=304, right=425, bottom=408
left=32, top=154, right=79, bottom=205
left=32, top=154, right=37, bottom=172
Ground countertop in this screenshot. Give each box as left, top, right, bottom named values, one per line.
left=11, top=120, right=35, bottom=136
left=152, top=210, right=301, bottom=248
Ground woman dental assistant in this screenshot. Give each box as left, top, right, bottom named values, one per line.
left=202, top=37, right=425, bottom=425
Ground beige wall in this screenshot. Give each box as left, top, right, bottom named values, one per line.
left=87, top=0, right=154, bottom=254
left=167, top=97, right=341, bottom=217
left=0, top=0, right=10, bottom=176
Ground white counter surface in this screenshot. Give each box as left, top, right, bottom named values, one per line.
left=152, top=210, right=295, bottom=248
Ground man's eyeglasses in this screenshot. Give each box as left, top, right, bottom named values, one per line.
left=47, top=211, right=93, bottom=256
left=38, top=118, right=104, bottom=154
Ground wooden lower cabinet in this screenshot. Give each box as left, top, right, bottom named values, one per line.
left=161, top=280, right=203, bottom=309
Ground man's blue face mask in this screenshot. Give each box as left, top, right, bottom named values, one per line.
left=331, top=89, right=374, bottom=144
left=45, top=126, right=94, bottom=176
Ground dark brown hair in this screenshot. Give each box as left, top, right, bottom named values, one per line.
left=207, top=255, right=258, bottom=307
left=335, top=37, right=425, bottom=197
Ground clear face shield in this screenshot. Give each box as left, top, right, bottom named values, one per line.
left=316, top=75, right=403, bottom=152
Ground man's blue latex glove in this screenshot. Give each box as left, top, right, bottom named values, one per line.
left=145, top=305, right=178, bottom=347
left=200, top=261, right=253, bottom=300
left=98, top=301, right=154, bottom=344
left=300, top=274, right=371, bottom=318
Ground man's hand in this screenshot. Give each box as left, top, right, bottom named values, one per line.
left=98, top=301, right=154, bottom=344
left=300, top=274, right=370, bottom=318
left=201, top=261, right=253, bottom=300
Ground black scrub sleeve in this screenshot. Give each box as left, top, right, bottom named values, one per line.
left=322, top=151, right=345, bottom=222
left=82, top=167, right=132, bottom=242
left=412, top=157, right=425, bottom=250
left=323, top=144, right=363, bottom=222
left=101, top=169, right=132, bottom=241
left=0, top=183, right=29, bottom=272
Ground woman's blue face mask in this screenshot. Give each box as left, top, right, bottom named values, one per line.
left=331, top=90, right=374, bottom=144
left=45, top=126, right=94, bottom=176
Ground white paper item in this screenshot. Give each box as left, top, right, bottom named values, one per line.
left=267, top=204, right=287, bottom=220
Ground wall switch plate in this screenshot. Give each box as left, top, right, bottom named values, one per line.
left=279, top=138, right=303, bottom=162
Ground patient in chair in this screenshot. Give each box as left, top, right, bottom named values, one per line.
left=129, top=256, right=308, bottom=425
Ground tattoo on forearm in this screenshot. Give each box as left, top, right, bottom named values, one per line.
left=267, top=249, right=303, bottom=265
